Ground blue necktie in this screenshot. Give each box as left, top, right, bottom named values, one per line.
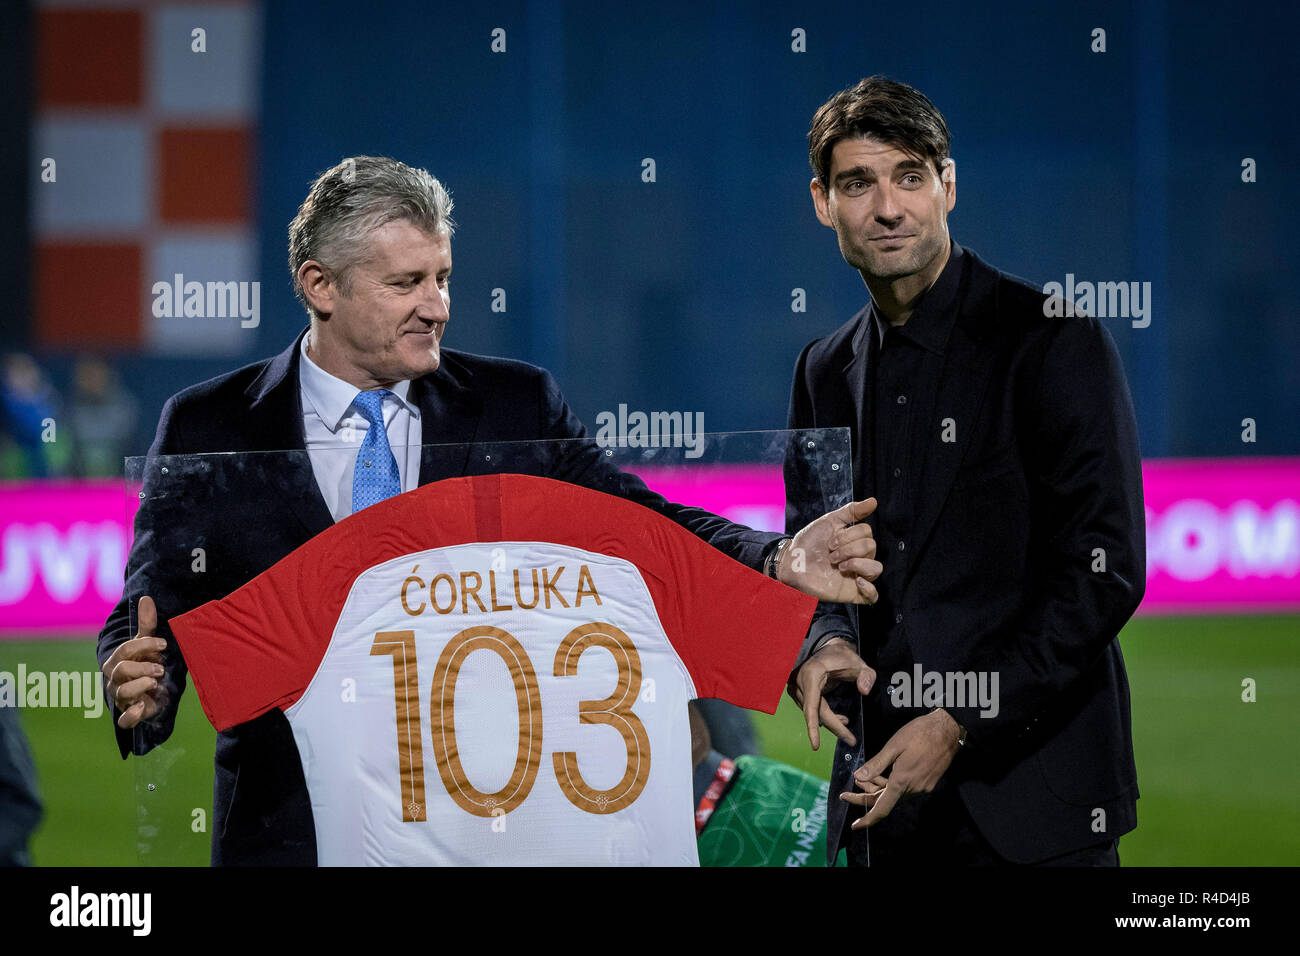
left=351, top=390, right=401, bottom=514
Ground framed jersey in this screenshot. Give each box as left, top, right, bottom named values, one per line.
left=171, top=473, right=818, bottom=865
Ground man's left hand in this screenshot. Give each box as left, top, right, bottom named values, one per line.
left=839, top=709, right=962, bottom=829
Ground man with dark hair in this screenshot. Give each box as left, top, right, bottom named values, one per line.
left=785, top=76, right=1145, bottom=866
left=97, top=156, right=883, bottom=865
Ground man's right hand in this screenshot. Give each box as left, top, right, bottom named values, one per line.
left=102, top=595, right=170, bottom=730
left=789, top=637, right=875, bottom=751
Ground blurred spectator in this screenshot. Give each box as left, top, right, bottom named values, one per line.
left=0, top=705, right=43, bottom=866
left=68, top=356, right=138, bottom=478
left=693, top=697, right=760, bottom=758
left=0, top=352, right=60, bottom=479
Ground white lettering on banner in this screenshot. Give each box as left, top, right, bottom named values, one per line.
left=1151, top=500, right=1222, bottom=581
left=1227, top=501, right=1300, bottom=577
left=0, top=522, right=127, bottom=604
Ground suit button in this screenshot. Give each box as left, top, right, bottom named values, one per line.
left=893, top=467, right=902, bottom=478
left=897, top=540, right=905, bottom=552
left=895, top=613, right=903, bottom=624
left=896, top=395, right=907, bottom=405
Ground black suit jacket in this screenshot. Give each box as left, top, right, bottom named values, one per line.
left=97, top=328, right=780, bottom=865
left=786, top=242, right=1144, bottom=864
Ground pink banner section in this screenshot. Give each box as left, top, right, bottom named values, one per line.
left=1, top=459, right=1297, bottom=635
left=633, top=458, right=1300, bottom=616
left=0, top=481, right=131, bottom=635
left=1139, top=458, right=1300, bottom=613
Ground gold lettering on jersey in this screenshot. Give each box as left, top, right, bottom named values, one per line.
left=460, top=571, right=487, bottom=614
left=514, top=568, right=541, bottom=609
left=575, top=565, right=602, bottom=607
left=543, top=566, right=569, bottom=609
left=430, top=625, right=544, bottom=817
left=552, top=622, right=650, bottom=814
left=398, top=565, right=604, bottom=616
left=370, top=630, right=426, bottom=822
left=430, top=574, right=456, bottom=614
left=401, top=567, right=426, bottom=616
left=373, top=619, right=650, bottom=822
left=488, top=571, right=513, bottom=611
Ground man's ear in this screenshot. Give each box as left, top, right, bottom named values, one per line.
left=941, top=159, right=957, bottom=212
left=298, top=260, right=336, bottom=318
left=810, top=177, right=835, bottom=228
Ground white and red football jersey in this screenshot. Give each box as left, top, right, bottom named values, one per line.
left=172, top=474, right=816, bottom=866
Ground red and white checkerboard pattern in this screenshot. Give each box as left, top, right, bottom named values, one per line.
left=33, top=0, right=262, bottom=355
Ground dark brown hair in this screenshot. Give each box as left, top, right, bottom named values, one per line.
left=808, top=76, right=951, bottom=188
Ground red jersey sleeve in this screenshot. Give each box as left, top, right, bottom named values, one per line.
left=489, top=475, right=818, bottom=713
left=171, top=480, right=483, bottom=731
left=170, top=515, right=357, bottom=732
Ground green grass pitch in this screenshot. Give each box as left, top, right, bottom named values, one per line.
left=4, top=614, right=1296, bottom=865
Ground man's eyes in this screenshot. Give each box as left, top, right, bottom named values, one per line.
left=392, top=276, right=449, bottom=288
left=841, top=173, right=924, bottom=194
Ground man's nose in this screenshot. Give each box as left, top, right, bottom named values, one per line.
left=416, top=283, right=450, bottom=322
left=873, top=183, right=903, bottom=224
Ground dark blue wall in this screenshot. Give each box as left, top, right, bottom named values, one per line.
left=124, top=0, right=1300, bottom=457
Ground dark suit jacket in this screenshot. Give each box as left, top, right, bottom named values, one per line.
left=97, top=328, right=780, bottom=865
left=786, top=242, right=1144, bottom=864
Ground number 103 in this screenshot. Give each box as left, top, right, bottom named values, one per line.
left=370, top=622, right=651, bottom=822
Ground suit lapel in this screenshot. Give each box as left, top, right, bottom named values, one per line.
left=414, top=353, right=485, bottom=484
left=903, top=252, right=1002, bottom=581
left=840, top=311, right=875, bottom=500
left=244, top=329, right=334, bottom=540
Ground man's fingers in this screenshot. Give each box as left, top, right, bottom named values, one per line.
left=818, top=699, right=857, bottom=748
left=838, top=790, right=878, bottom=808
left=115, top=696, right=159, bottom=729
left=802, top=682, right=823, bottom=751
left=855, top=578, right=878, bottom=603
left=833, top=522, right=876, bottom=544
left=109, top=659, right=164, bottom=688
left=116, top=699, right=144, bottom=729
left=107, top=636, right=167, bottom=671
left=860, top=740, right=901, bottom=783
left=137, top=595, right=158, bottom=638
left=833, top=557, right=883, bottom=580
left=828, top=527, right=876, bottom=563
left=840, top=497, right=878, bottom=525
left=853, top=772, right=889, bottom=791
left=857, top=664, right=876, bottom=696
left=114, top=679, right=167, bottom=727
left=112, top=674, right=160, bottom=709
left=858, top=785, right=903, bottom=828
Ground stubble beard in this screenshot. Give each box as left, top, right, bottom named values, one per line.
left=842, top=231, right=946, bottom=283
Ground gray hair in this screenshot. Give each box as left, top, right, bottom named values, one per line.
left=288, top=156, right=456, bottom=317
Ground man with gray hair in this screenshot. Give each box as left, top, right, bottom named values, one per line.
left=97, top=155, right=883, bottom=865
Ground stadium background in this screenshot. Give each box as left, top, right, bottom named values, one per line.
left=2, top=0, right=1297, bottom=865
